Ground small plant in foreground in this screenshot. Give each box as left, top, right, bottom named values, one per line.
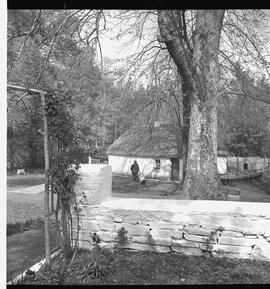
left=116, top=227, right=128, bottom=247
left=71, top=233, right=113, bottom=281
left=202, top=227, right=224, bottom=255
left=87, top=233, right=113, bottom=279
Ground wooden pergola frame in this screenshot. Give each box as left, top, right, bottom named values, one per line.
left=7, top=84, right=51, bottom=264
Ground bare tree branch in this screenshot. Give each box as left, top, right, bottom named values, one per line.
left=17, top=10, right=42, bottom=58
left=34, top=10, right=82, bottom=84
left=218, top=90, right=270, bottom=105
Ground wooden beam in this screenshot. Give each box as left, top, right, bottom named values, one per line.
left=7, top=84, right=47, bottom=95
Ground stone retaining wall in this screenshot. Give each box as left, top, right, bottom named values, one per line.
left=75, top=164, right=270, bottom=262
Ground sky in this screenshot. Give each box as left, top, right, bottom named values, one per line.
left=99, top=10, right=157, bottom=60
left=98, top=10, right=270, bottom=83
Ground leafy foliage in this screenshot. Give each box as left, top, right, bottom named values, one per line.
left=7, top=218, right=44, bottom=237
left=82, top=233, right=114, bottom=279
left=52, top=162, right=80, bottom=260
left=116, top=227, right=128, bottom=247
left=218, top=71, right=270, bottom=157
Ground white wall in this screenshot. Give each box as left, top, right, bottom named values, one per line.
left=217, top=157, right=227, bottom=174
left=75, top=164, right=112, bottom=205
left=108, top=155, right=172, bottom=180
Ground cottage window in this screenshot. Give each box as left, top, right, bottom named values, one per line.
left=154, top=159, right=160, bottom=170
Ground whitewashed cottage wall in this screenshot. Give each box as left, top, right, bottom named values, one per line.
left=109, top=155, right=229, bottom=180
left=108, top=155, right=172, bottom=180
left=228, top=157, right=270, bottom=171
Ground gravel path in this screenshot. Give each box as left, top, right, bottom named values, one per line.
left=8, top=184, right=44, bottom=194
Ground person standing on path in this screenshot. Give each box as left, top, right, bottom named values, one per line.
left=130, top=160, right=140, bottom=182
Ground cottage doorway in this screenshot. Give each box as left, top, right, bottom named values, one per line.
left=171, top=158, right=179, bottom=181
left=244, top=163, right=248, bottom=170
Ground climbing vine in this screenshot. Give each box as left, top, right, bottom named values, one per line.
left=45, top=88, right=82, bottom=260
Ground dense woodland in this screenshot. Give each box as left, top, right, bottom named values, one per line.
left=7, top=10, right=270, bottom=197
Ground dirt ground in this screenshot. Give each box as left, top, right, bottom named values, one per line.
left=112, top=173, right=270, bottom=202
left=222, top=173, right=270, bottom=203
left=18, top=249, right=270, bottom=285
left=112, top=174, right=185, bottom=199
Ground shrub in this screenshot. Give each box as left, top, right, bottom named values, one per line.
left=7, top=218, right=44, bottom=236
left=116, top=227, right=128, bottom=247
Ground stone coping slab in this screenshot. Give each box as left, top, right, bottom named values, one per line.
left=100, top=197, right=270, bottom=217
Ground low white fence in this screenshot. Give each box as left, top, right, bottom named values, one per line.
left=88, top=156, right=108, bottom=164
left=227, top=157, right=270, bottom=172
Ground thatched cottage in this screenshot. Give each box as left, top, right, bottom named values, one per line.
left=106, top=125, right=229, bottom=182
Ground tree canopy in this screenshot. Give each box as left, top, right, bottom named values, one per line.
left=7, top=9, right=270, bottom=199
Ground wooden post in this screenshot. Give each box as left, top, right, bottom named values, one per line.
left=179, top=158, right=184, bottom=184
left=41, top=92, right=51, bottom=265
left=50, top=174, right=54, bottom=213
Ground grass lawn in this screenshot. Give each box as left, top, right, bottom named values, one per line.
left=6, top=173, right=59, bottom=283
left=7, top=174, right=45, bottom=188
left=17, top=249, right=270, bottom=285
left=7, top=228, right=59, bottom=282
left=7, top=192, right=45, bottom=224
left=112, top=174, right=184, bottom=199
left=6, top=174, right=57, bottom=224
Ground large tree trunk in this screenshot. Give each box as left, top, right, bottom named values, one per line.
left=184, top=10, right=224, bottom=199
left=158, top=10, right=225, bottom=199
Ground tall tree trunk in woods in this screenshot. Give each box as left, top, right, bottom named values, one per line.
left=158, top=10, right=225, bottom=199
left=28, top=140, right=38, bottom=168
left=41, top=92, right=51, bottom=264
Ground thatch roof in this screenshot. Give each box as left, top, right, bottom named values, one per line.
left=107, top=125, right=229, bottom=159
left=107, top=125, right=182, bottom=158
